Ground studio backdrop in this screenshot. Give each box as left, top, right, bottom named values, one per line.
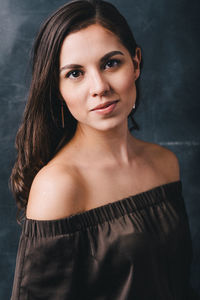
left=0, top=0, right=199, bottom=298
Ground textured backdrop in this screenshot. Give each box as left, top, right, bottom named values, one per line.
left=0, top=0, right=199, bottom=298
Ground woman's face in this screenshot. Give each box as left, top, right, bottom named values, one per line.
left=59, top=24, right=141, bottom=132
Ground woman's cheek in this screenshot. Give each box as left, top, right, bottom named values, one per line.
left=61, top=87, right=87, bottom=120
left=60, top=84, right=76, bottom=107
left=114, top=67, right=135, bottom=93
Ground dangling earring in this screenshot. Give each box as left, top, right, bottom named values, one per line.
left=61, top=100, right=65, bottom=128
left=133, top=103, right=136, bottom=109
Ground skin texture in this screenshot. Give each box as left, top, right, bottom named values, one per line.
left=26, top=24, right=180, bottom=220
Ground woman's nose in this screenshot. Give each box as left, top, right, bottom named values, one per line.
left=89, top=71, right=110, bottom=97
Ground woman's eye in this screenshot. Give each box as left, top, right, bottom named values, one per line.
left=104, top=59, right=120, bottom=69
left=66, top=70, right=83, bottom=79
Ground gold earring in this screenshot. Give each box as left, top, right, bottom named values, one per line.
left=61, top=101, right=65, bottom=128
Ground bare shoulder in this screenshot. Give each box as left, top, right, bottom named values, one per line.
left=148, top=141, right=180, bottom=182
left=26, top=163, right=84, bottom=220
left=135, top=139, right=180, bottom=183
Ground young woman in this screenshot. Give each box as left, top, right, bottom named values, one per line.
left=10, top=0, right=197, bottom=299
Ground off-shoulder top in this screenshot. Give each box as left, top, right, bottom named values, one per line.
left=11, top=181, right=198, bottom=300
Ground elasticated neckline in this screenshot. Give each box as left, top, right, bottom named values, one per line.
left=23, top=180, right=182, bottom=237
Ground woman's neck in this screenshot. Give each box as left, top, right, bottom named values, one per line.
left=66, top=121, right=138, bottom=168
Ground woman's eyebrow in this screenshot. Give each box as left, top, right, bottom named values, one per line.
left=100, top=50, right=124, bottom=64
left=60, top=63, right=83, bottom=73
left=59, top=50, right=124, bottom=73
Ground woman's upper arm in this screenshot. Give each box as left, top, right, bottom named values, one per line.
left=26, top=165, right=81, bottom=220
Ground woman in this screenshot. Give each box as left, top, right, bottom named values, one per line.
left=10, top=0, right=197, bottom=299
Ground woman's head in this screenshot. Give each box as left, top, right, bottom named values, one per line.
left=10, top=0, right=142, bottom=223
left=59, top=23, right=141, bottom=133
left=32, top=0, right=141, bottom=134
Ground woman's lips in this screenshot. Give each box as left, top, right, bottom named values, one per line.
left=92, top=100, right=118, bottom=111
left=91, top=100, right=119, bottom=115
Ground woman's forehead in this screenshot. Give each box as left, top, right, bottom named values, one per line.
left=59, top=24, right=128, bottom=64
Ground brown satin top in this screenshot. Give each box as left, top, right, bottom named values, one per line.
left=11, top=181, right=197, bottom=300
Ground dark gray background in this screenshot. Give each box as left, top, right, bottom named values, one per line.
left=0, top=0, right=199, bottom=298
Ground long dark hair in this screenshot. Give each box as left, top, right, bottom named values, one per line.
left=10, top=0, right=142, bottom=224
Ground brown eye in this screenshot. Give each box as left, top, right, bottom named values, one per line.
left=66, top=70, right=83, bottom=79
left=104, top=59, right=120, bottom=69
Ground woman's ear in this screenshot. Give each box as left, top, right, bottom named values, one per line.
left=132, top=47, right=142, bottom=80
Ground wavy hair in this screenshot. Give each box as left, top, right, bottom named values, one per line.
left=10, top=0, right=142, bottom=224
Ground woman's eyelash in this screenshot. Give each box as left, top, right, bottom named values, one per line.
left=104, top=59, right=121, bottom=69
left=66, top=70, right=83, bottom=78
left=65, top=59, right=121, bottom=79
